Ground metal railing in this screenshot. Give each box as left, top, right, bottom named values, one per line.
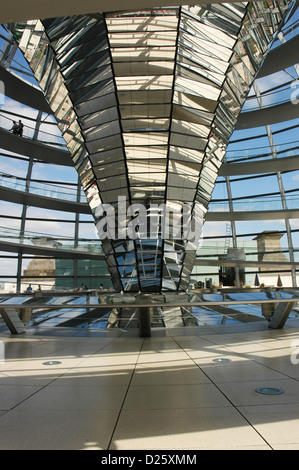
left=0, top=172, right=84, bottom=202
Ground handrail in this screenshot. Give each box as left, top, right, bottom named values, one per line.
left=0, top=298, right=298, bottom=309
left=0, top=225, right=102, bottom=253
left=0, top=113, right=67, bottom=149
left=0, top=172, right=84, bottom=203
left=0, top=127, right=73, bottom=166
left=235, top=100, right=299, bottom=130
left=0, top=52, right=39, bottom=87
left=226, top=139, right=299, bottom=162
left=242, top=87, right=295, bottom=112
left=205, top=207, right=299, bottom=221
left=209, top=196, right=299, bottom=212
left=0, top=63, right=53, bottom=114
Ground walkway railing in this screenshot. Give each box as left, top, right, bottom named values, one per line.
left=0, top=172, right=84, bottom=203
left=209, top=195, right=299, bottom=212
left=0, top=288, right=298, bottom=335
left=0, top=111, right=67, bottom=149
left=0, top=226, right=102, bottom=253
left=225, top=139, right=299, bottom=162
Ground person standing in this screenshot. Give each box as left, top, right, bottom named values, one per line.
left=26, top=284, right=33, bottom=294
left=10, top=121, right=18, bottom=134
left=17, top=120, right=24, bottom=137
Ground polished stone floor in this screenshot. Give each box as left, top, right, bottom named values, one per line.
left=1, top=318, right=299, bottom=450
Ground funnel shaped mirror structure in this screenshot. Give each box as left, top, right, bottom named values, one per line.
left=10, top=3, right=291, bottom=292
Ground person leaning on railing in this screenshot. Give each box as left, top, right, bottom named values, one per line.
left=10, top=120, right=18, bottom=134
left=10, top=119, right=24, bottom=136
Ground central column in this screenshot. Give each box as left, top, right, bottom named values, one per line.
left=137, top=293, right=153, bottom=337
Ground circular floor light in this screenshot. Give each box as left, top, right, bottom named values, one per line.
left=255, top=387, right=284, bottom=395
left=213, top=358, right=231, bottom=363
left=43, top=361, right=62, bottom=365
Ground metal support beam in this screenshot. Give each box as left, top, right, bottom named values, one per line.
left=73, top=175, right=82, bottom=289
left=268, top=302, right=294, bottom=329
left=0, top=308, right=25, bottom=334
left=224, top=168, right=240, bottom=288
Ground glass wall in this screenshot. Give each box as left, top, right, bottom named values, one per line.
left=192, top=6, right=299, bottom=288
left=0, top=25, right=111, bottom=293
left=1, top=3, right=299, bottom=293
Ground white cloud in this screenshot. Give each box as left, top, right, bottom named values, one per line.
left=201, top=221, right=228, bottom=238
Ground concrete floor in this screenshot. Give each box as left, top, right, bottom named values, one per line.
left=1, top=319, right=299, bottom=450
